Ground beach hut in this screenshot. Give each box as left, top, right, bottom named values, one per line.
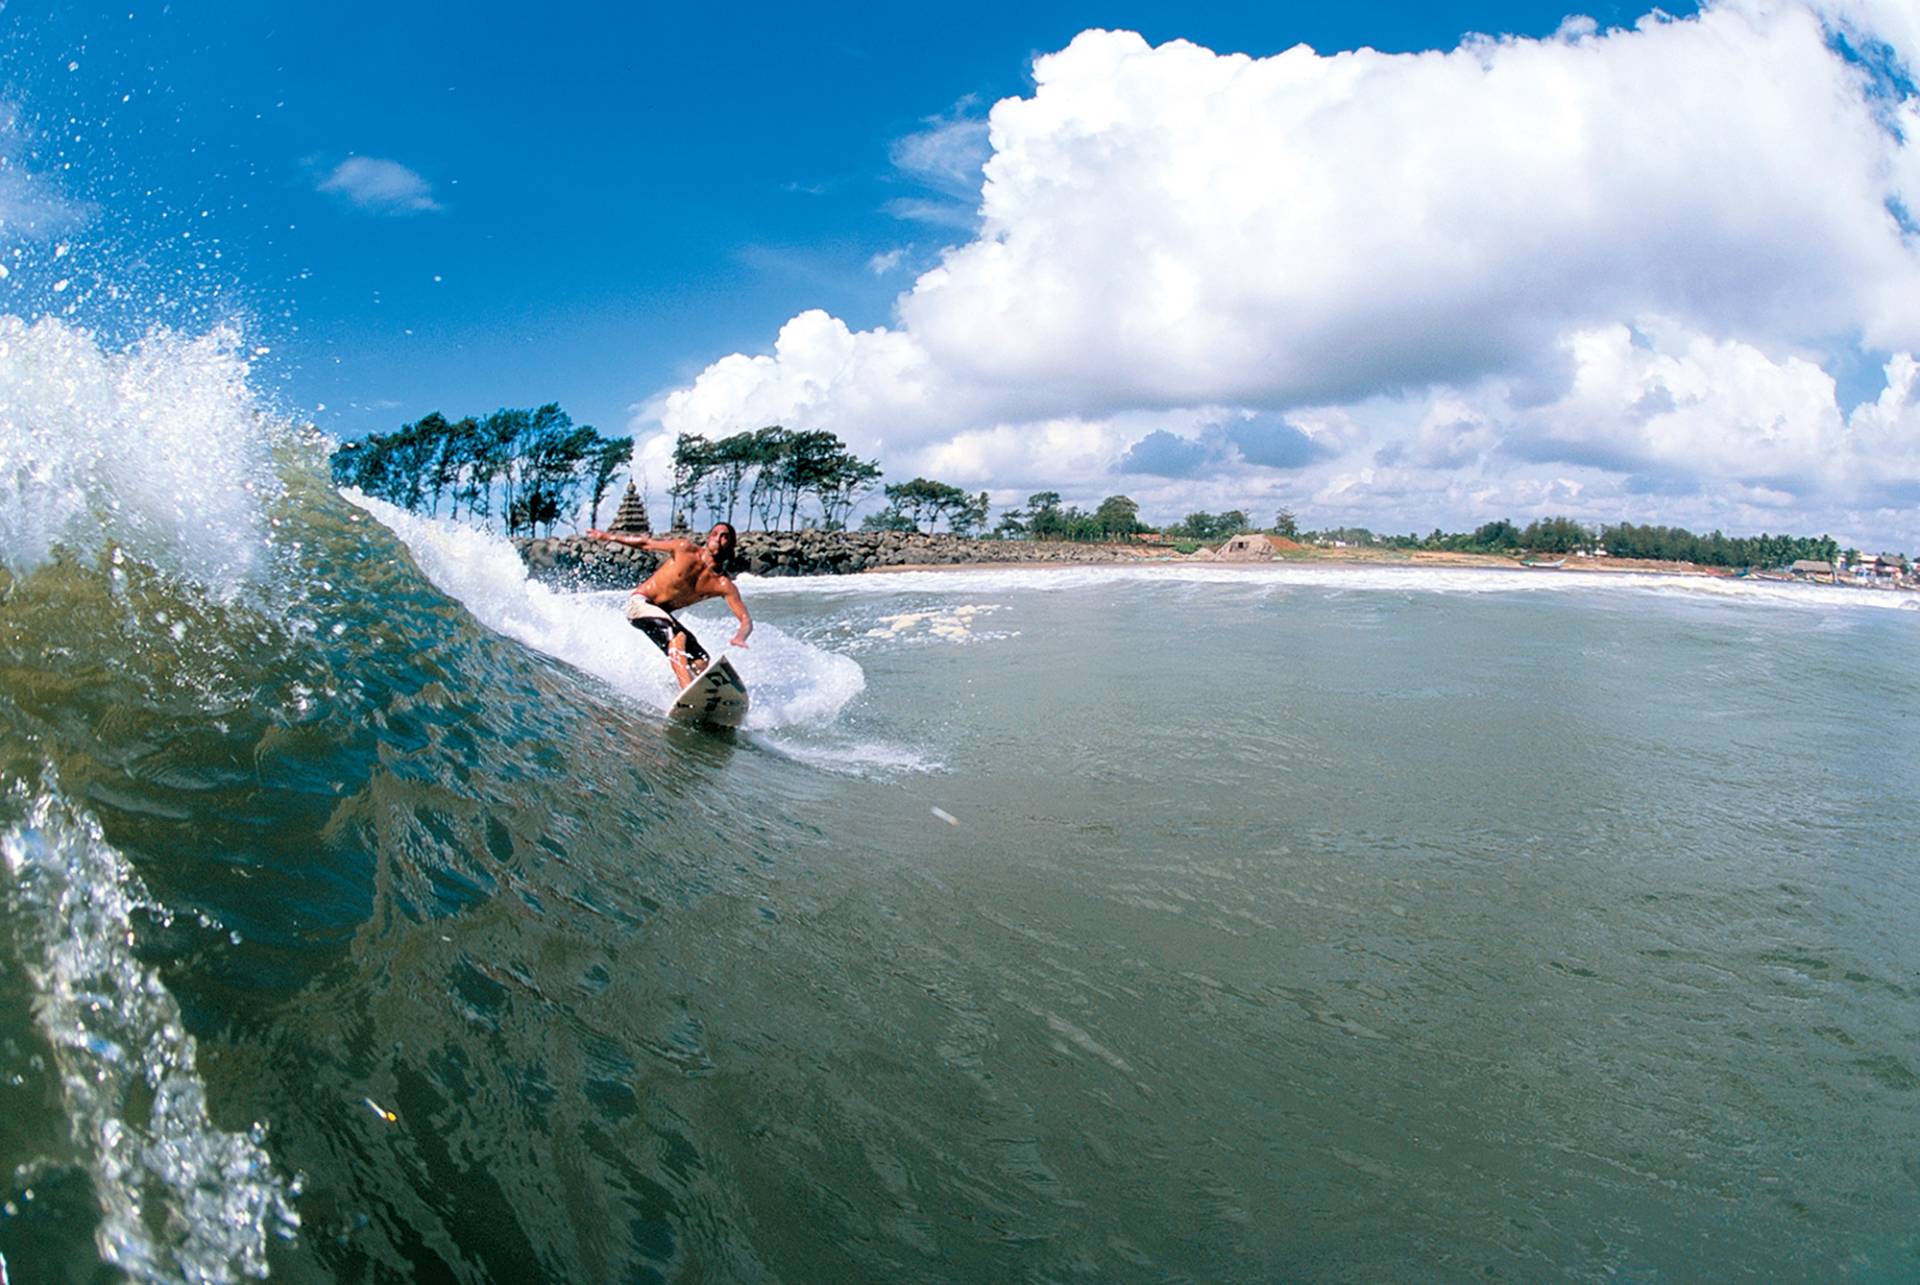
left=1217, top=533, right=1278, bottom=561
left=1789, top=559, right=1835, bottom=582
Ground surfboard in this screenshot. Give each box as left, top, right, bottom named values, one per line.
left=669, top=656, right=750, bottom=728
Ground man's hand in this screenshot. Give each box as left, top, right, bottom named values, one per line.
left=730, top=629, right=752, bottom=648
left=585, top=528, right=610, bottom=541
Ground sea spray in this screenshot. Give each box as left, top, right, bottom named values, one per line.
left=1, top=785, right=298, bottom=1282
left=0, top=316, right=286, bottom=596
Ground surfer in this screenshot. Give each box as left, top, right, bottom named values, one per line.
left=585, top=522, right=753, bottom=687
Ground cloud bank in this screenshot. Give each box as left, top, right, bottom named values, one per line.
left=651, top=1, right=1920, bottom=545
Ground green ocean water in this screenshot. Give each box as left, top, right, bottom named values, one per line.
left=3, top=333, right=1919, bottom=1278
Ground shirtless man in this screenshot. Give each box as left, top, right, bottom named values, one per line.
left=585, top=522, right=752, bottom=687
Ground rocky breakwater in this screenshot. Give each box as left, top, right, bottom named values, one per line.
left=515, top=530, right=1164, bottom=590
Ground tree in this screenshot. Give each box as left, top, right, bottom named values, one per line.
left=1273, top=508, right=1299, bottom=539
left=1471, top=519, right=1520, bottom=551
left=817, top=451, right=882, bottom=530
left=949, top=491, right=992, bottom=537
left=781, top=430, right=848, bottom=530
left=437, top=416, right=480, bottom=520
left=586, top=436, right=634, bottom=529
left=1093, top=495, right=1141, bottom=540
left=1519, top=515, right=1590, bottom=554
left=1023, top=491, right=1065, bottom=539
left=860, top=508, right=919, bottom=532
left=744, top=425, right=795, bottom=529
left=1167, top=510, right=1249, bottom=542
left=875, top=477, right=972, bottom=532
left=502, top=405, right=589, bottom=537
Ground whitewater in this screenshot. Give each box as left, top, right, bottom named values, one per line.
left=4, top=313, right=1920, bottom=1280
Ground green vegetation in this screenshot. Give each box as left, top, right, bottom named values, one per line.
left=329, top=405, right=631, bottom=537
left=1599, top=523, right=1839, bottom=567
left=992, top=492, right=1149, bottom=541
left=1302, top=515, right=1844, bottom=568
left=670, top=427, right=882, bottom=531
left=1163, top=510, right=1250, bottom=542
left=863, top=479, right=990, bottom=534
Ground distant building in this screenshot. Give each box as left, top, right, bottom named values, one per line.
left=1790, top=559, right=1835, bottom=582
left=608, top=482, right=651, bottom=535
left=1217, top=533, right=1278, bottom=561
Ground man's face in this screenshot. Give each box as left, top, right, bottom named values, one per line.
left=707, top=525, right=734, bottom=556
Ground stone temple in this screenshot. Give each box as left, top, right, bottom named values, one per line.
left=608, top=482, right=650, bottom=535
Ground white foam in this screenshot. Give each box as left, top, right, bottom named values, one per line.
left=758, top=735, right=944, bottom=777
left=742, top=562, right=1920, bottom=615
left=0, top=316, right=284, bottom=596
left=345, top=495, right=866, bottom=729
left=1, top=785, right=299, bottom=1281
left=865, top=603, right=1007, bottom=641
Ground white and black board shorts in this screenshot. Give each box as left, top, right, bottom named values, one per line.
left=624, top=595, right=709, bottom=664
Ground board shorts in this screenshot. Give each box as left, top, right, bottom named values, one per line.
left=624, top=595, right=709, bottom=666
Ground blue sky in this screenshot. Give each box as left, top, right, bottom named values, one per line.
left=7, top=0, right=1920, bottom=547
left=1, top=0, right=1665, bottom=431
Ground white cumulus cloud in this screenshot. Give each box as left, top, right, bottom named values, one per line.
left=317, top=157, right=442, bottom=215
left=653, top=0, right=1920, bottom=545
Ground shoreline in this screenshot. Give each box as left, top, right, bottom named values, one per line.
left=843, top=554, right=1920, bottom=597
left=515, top=529, right=1909, bottom=593
left=856, top=545, right=1743, bottom=576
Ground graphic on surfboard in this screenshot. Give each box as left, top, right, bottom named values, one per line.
left=671, top=656, right=750, bottom=728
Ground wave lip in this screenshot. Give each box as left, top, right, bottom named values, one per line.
left=2, top=786, right=299, bottom=1282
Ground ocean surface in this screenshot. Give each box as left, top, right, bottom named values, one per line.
left=5, top=321, right=1920, bottom=1281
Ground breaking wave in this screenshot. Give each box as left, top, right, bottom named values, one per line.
left=341, top=493, right=867, bottom=730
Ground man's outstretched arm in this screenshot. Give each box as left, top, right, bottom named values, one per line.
left=586, top=529, right=691, bottom=553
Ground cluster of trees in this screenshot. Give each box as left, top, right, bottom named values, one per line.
left=1162, top=510, right=1252, bottom=542
left=990, top=492, right=1148, bottom=541
left=861, top=478, right=993, bottom=534
left=1310, top=516, right=1845, bottom=568
left=1597, top=523, right=1840, bottom=568
left=670, top=427, right=882, bottom=531
left=1362, top=516, right=1597, bottom=555
left=329, top=406, right=632, bottom=537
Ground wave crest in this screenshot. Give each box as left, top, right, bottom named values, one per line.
left=0, top=316, right=288, bottom=597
